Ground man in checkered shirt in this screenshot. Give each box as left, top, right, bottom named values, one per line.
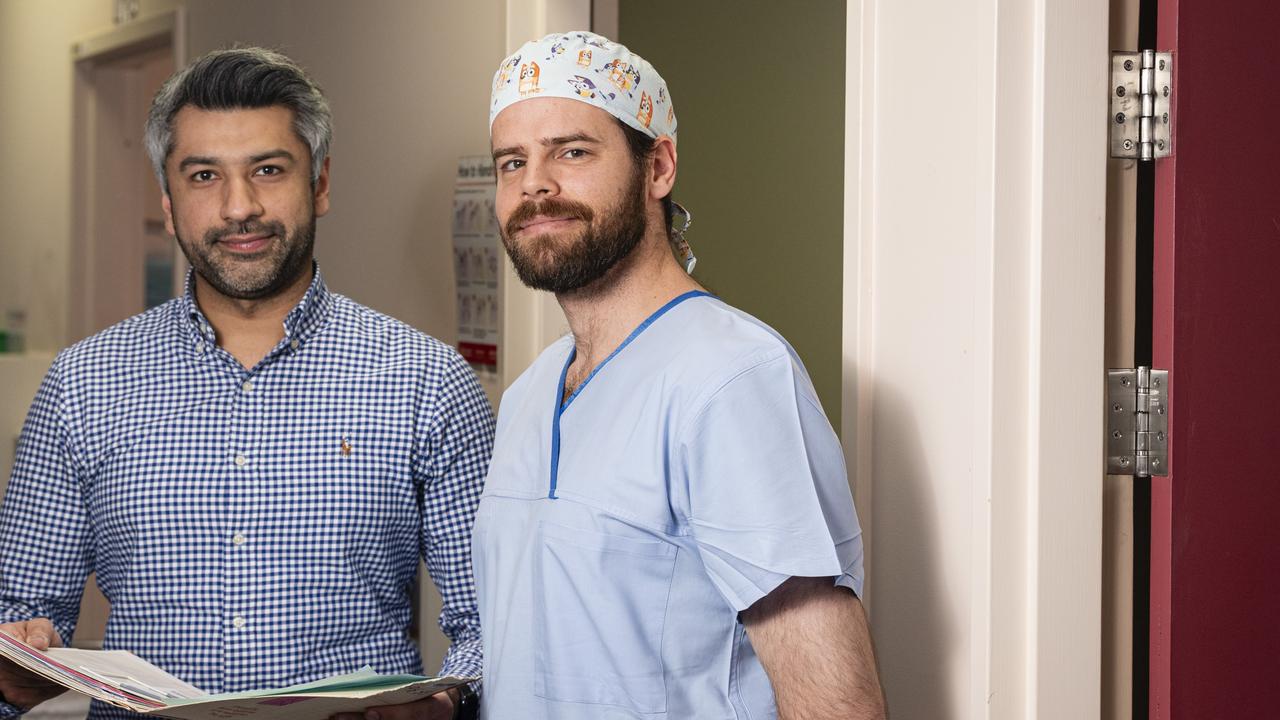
left=0, top=48, right=491, bottom=719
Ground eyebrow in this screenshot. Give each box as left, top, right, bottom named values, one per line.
left=249, top=149, right=296, bottom=164
left=176, top=149, right=297, bottom=171
left=491, top=132, right=602, bottom=161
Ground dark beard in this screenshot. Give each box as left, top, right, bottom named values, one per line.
left=500, top=168, right=646, bottom=294
left=175, top=214, right=316, bottom=301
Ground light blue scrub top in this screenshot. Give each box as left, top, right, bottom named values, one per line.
left=473, top=292, right=864, bottom=719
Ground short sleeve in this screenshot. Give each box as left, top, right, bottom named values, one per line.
left=676, top=352, right=864, bottom=612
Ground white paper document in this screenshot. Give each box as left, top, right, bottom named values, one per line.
left=0, top=631, right=474, bottom=720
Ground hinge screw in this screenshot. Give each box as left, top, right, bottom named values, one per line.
left=1112, top=403, right=1124, bottom=412
left=1159, top=58, right=1166, bottom=70
left=1116, top=85, right=1126, bottom=97
left=1120, top=376, right=1131, bottom=387
left=1163, top=85, right=1170, bottom=97
left=1157, top=431, right=1166, bottom=441
left=1112, top=430, right=1123, bottom=439
left=1157, top=139, right=1166, bottom=150
left=1120, top=458, right=1131, bottom=467
left=1122, top=139, right=1134, bottom=151
left=1115, top=112, right=1126, bottom=124
left=1151, top=459, right=1161, bottom=468
left=1153, top=377, right=1162, bottom=386
left=1158, top=406, right=1166, bottom=415
left=1124, top=59, right=1134, bottom=71
left=1163, top=113, right=1169, bottom=124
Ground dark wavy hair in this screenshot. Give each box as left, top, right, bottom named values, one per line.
left=144, top=47, right=331, bottom=193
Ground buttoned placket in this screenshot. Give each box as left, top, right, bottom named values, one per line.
left=179, top=271, right=322, bottom=681
left=224, top=350, right=264, bottom=656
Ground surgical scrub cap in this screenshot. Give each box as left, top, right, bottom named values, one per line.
left=490, top=31, right=677, bottom=143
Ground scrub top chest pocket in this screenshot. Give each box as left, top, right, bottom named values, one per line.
left=532, top=521, right=678, bottom=714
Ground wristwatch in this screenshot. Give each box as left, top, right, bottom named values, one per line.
left=452, top=684, right=478, bottom=720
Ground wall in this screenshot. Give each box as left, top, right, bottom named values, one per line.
left=618, top=0, right=846, bottom=429
left=0, top=0, right=176, bottom=352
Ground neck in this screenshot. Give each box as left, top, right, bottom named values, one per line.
left=557, top=227, right=702, bottom=374
left=194, top=265, right=314, bottom=369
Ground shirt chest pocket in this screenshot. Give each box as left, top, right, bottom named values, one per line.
left=533, top=522, right=677, bottom=714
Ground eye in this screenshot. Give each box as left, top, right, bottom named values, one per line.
left=254, top=165, right=283, bottom=177
left=561, top=148, right=589, bottom=159
left=190, top=170, right=216, bottom=183
left=498, top=158, right=525, bottom=172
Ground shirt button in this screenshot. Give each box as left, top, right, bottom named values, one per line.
left=233, top=454, right=247, bottom=467
left=196, top=344, right=205, bottom=354
left=289, top=339, right=300, bottom=350
left=231, top=533, right=246, bottom=546
left=232, top=616, right=246, bottom=629
left=241, top=380, right=254, bottom=393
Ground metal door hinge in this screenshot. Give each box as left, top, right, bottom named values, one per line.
left=1110, top=50, right=1173, bottom=160
left=1107, top=367, right=1169, bottom=477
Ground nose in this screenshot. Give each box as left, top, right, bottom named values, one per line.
left=519, top=157, right=559, bottom=199
left=221, top=175, right=264, bottom=223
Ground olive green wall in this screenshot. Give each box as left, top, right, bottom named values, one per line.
left=619, top=1, right=846, bottom=429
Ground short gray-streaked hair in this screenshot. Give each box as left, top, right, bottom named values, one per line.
left=144, top=47, right=332, bottom=193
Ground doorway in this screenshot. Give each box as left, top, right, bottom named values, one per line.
left=70, top=11, right=185, bottom=345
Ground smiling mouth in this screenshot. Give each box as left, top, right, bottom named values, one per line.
left=217, top=234, right=275, bottom=254
left=518, top=216, right=580, bottom=234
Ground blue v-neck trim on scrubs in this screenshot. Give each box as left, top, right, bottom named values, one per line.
left=547, top=290, right=713, bottom=499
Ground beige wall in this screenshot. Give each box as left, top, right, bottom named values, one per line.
left=0, top=0, right=174, bottom=352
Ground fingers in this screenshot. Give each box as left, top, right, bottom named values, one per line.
left=0, top=619, right=68, bottom=710
left=23, top=618, right=60, bottom=651
left=328, top=693, right=454, bottom=720
left=0, top=618, right=62, bottom=651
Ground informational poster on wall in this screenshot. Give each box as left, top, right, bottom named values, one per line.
left=452, top=156, right=501, bottom=375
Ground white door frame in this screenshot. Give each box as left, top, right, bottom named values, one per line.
left=842, top=0, right=1108, bottom=717
left=495, top=0, right=593, bottom=391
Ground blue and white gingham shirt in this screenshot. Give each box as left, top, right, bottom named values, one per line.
left=0, top=268, right=493, bottom=718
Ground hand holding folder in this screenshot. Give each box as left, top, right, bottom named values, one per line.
left=0, top=628, right=476, bottom=720
left=0, top=618, right=68, bottom=710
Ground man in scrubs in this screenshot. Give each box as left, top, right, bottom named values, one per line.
left=476, top=32, right=886, bottom=719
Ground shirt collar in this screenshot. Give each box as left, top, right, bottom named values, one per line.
left=177, top=262, right=334, bottom=352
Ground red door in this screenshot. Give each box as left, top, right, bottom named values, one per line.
left=1150, top=0, right=1280, bottom=716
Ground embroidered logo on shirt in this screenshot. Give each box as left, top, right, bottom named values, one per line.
left=340, top=436, right=353, bottom=457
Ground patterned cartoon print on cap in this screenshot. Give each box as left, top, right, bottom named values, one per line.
left=518, top=62, right=542, bottom=95
left=494, top=55, right=520, bottom=94
left=491, top=31, right=676, bottom=143
left=637, top=91, right=654, bottom=128
left=568, top=75, right=612, bottom=101
left=604, top=59, right=640, bottom=95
